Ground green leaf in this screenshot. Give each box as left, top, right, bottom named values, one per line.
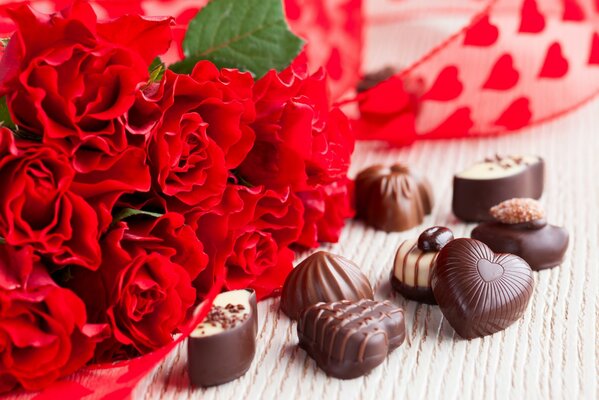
left=0, top=237, right=5, bottom=245
left=170, top=0, right=304, bottom=78
left=0, top=37, right=9, bottom=48
left=0, top=97, right=15, bottom=131
left=148, top=57, right=165, bottom=83
left=113, top=208, right=163, bottom=223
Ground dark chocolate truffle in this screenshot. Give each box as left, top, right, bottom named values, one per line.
left=471, top=198, right=569, bottom=270
left=356, top=66, right=398, bottom=92
left=355, top=164, right=433, bottom=232
left=188, top=289, right=257, bottom=387
left=432, top=239, right=534, bottom=339
left=452, top=155, right=544, bottom=222
left=297, top=299, right=405, bottom=379
left=418, top=226, right=454, bottom=252
left=280, top=251, right=374, bottom=320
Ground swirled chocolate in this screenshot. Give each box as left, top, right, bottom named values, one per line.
left=432, top=239, right=534, bottom=339
left=452, top=155, right=544, bottom=222
left=280, top=251, right=374, bottom=320
left=188, top=289, right=257, bottom=387
left=297, top=299, right=405, bottom=379
left=471, top=198, right=569, bottom=270
left=355, top=164, right=433, bottom=232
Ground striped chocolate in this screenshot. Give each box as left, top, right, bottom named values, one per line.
left=297, top=299, right=405, bottom=379
left=390, top=239, right=438, bottom=304
left=431, top=238, right=534, bottom=339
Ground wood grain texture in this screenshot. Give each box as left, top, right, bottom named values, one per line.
left=134, top=10, right=598, bottom=400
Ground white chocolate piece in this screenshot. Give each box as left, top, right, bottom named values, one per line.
left=456, top=155, right=540, bottom=180
left=191, top=290, right=251, bottom=338
left=393, top=239, right=438, bottom=287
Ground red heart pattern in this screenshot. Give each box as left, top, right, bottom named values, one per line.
left=421, top=66, right=463, bottom=101
left=519, top=0, right=546, bottom=33
left=589, top=32, right=599, bottom=65
left=358, top=0, right=599, bottom=139
left=464, top=15, right=499, bottom=47
left=495, top=97, right=532, bottom=129
left=483, top=54, right=519, bottom=90
left=563, top=0, right=585, bottom=21
left=539, top=42, right=569, bottom=78
left=427, top=107, right=473, bottom=139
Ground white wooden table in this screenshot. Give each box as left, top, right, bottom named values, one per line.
left=135, top=8, right=599, bottom=400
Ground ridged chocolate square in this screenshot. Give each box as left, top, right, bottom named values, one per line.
left=297, top=299, right=405, bottom=379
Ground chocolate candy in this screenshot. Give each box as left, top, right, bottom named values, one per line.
left=355, top=164, right=434, bottom=232
left=471, top=198, right=569, bottom=270
left=432, top=239, right=534, bottom=339
left=297, top=299, right=405, bottom=379
left=356, top=66, right=397, bottom=92
left=417, top=226, right=454, bottom=252
left=391, top=226, right=454, bottom=304
left=188, top=289, right=257, bottom=387
left=452, top=155, right=544, bottom=222
left=280, top=251, right=374, bottom=320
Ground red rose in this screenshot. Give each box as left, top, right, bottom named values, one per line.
left=296, top=178, right=354, bottom=247
left=156, top=62, right=256, bottom=171
left=147, top=69, right=232, bottom=209
left=0, top=128, right=101, bottom=269
left=225, top=231, right=295, bottom=299
left=237, top=58, right=355, bottom=246
left=0, top=3, right=171, bottom=157
left=238, top=59, right=353, bottom=190
left=66, top=215, right=199, bottom=357
left=192, top=185, right=303, bottom=299
left=0, top=245, right=36, bottom=291
left=118, top=212, right=208, bottom=280
left=0, top=3, right=173, bottom=231
left=0, top=252, right=107, bottom=392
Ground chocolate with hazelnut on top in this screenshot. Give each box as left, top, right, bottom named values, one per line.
left=471, top=198, right=569, bottom=270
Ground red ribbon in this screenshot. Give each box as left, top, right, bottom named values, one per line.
left=353, top=0, right=599, bottom=145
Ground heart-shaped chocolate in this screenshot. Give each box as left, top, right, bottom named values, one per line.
left=431, top=238, right=534, bottom=339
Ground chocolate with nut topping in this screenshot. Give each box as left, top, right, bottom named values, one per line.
left=452, top=155, right=544, bottom=222
left=188, top=289, right=258, bottom=387
left=471, top=198, right=569, bottom=270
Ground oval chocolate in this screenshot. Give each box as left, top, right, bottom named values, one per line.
left=280, top=251, right=374, bottom=320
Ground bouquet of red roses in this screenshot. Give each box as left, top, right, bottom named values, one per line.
left=0, top=0, right=355, bottom=392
